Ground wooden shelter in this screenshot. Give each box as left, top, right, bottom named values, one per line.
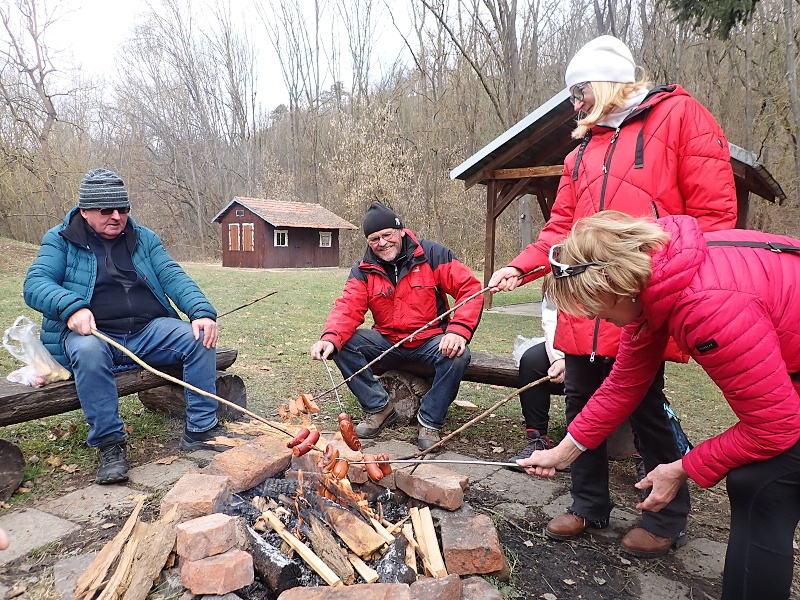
left=212, top=198, right=357, bottom=269
left=450, top=89, right=787, bottom=306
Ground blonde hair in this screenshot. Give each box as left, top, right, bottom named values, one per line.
left=544, top=211, right=669, bottom=317
left=572, top=74, right=652, bottom=139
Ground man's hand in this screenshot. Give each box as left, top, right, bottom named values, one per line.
left=311, top=340, right=336, bottom=361
left=488, top=266, right=524, bottom=292
left=191, top=318, right=218, bottom=349
left=439, top=332, right=467, bottom=358
left=518, top=436, right=583, bottom=478
left=635, top=459, right=689, bottom=513
left=548, top=358, right=566, bottom=384
left=67, top=308, right=96, bottom=335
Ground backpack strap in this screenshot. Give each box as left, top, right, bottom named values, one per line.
left=707, top=240, right=800, bottom=254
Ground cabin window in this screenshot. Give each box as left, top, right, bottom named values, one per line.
left=274, top=230, right=288, bottom=247
left=242, top=223, right=255, bottom=251
left=228, top=223, right=241, bottom=251
left=235, top=209, right=245, bottom=217
left=319, top=231, right=332, bottom=248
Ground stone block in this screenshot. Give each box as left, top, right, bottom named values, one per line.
left=180, top=548, right=254, bottom=594
left=461, top=576, right=503, bottom=600
left=440, top=514, right=504, bottom=575
left=177, top=513, right=237, bottom=561
left=276, top=583, right=411, bottom=599
left=204, top=435, right=293, bottom=492
left=409, top=573, right=462, bottom=600
left=394, top=464, right=468, bottom=510
left=161, top=473, right=231, bottom=520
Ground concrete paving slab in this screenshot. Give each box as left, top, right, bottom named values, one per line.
left=128, top=458, right=196, bottom=489
left=480, top=469, right=560, bottom=506
left=360, top=439, right=419, bottom=458
left=492, top=502, right=529, bottom=521
left=53, top=552, right=98, bottom=600
left=434, top=450, right=504, bottom=482
left=636, top=572, right=692, bottom=599
left=38, top=484, right=143, bottom=524
left=677, top=538, right=726, bottom=580
left=0, top=582, right=8, bottom=598
left=485, top=302, right=542, bottom=317
left=0, top=509, right=79, bottom=566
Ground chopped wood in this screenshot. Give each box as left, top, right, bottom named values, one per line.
left=95, top=520, right=148, bottom=600
left=263, top=510, right=342, bottom=587
left=369, top=517, right=396, bottom=544
left=382, top=515, right=411, bottom=536
left=75, top=495, right=147, bottom=600
left=305, top=513, right=356, bottom=584
left=347, top=553, right=379, bottom=584
left=245, top=525, right=302, bottom=594
left=122, top=504, right=182, bottom=600
left=318, top=503, right=386, bottom=558
left=402, top=524, right=417, bottom=573
left=417, top=507, right=447, bottom=578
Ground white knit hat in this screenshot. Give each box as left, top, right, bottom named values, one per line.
left=565, top=35, right=636, bottom=89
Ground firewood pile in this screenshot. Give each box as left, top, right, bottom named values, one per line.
left=74, top=418, right=507, bottom=600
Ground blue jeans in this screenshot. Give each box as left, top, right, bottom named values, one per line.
left=332, top=328, right=470, bottom=430
left=65, top=317, right=218, bottom=447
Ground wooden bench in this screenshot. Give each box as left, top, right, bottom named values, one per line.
left=372, top=351, right=519, bottom=387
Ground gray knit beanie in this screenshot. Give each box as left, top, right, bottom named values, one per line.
left=78, top=168, right=130, bottom=210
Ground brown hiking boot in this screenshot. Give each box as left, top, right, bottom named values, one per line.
left=354, top=402, right=397, bottom=438
left=545, top=512, right=591, bottom=540
left=620, top=527, right=687, bottom=558
left=417, top=424, right=441, bottom=451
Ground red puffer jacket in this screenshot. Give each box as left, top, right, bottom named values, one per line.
left=321, top=230, right=483, bottom=349
left=569, top=215, right=800, bottom=487
left=508, top=85, right=737, bottom=359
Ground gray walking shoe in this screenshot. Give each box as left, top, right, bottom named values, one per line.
left=417, top=424, right=441, bottom=451
left=354, top=402, right=397, bottom=438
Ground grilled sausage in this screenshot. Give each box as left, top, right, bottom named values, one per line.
left=286, top=427, right=310, bottom=448
left=363, top=454, right=384, bottom=482
left=292, top=430, right=320, bottom=456
left=331, top=457, right=350, bottom=479
left=338, top=412, right=362, bottom=451
left=376, top=453, right=392, bottom=476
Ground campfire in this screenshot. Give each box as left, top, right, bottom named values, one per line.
left=71, top=408, right=509, bottom=600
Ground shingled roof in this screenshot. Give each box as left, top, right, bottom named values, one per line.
left=212, top=197, right=357, bottom=229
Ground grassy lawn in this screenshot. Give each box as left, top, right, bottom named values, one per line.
left=0, top=237, right=735, bottom=509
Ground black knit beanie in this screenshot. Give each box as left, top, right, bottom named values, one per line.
left=78, top=168, right=130, bottom=210
left=363, top=202, right=402, bottom=237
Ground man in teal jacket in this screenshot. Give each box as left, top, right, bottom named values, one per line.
left=24, top=169, right=223, bottom=484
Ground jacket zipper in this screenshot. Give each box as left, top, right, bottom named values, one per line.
left=599, top=127, right=620, bottom=210
left=590, top=318, right=600, bottom=363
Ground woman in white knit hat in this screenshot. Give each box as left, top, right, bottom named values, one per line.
left=489, top=35, right=738, bottom=557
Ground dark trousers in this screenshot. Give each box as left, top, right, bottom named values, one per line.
left=723, top=439, right=800, bottom=600
left=518, top=342, right=565, bottom=436
left=564, top=354, right=690, bottom=537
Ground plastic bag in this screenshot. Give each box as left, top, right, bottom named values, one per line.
left=3, top=316, right=71, bottom=387
left=512, top=335, right=545, bottom=367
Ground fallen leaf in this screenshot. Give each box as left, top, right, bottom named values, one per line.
left=155, top=455, right=179, bottom=465
left=101, top=523, right=116, bottom=529
left=620, top=557, right=632, bottom=565
left=541, top=595, right=557, bottom=600
left=489, top=384, right=504, bottom=389
left=453, top=399, right=479, bottom=410
left=60, top=463, right=79, bottom=473
left=27, top=454, right=39, bottom=464
left=594, top=576, right=606, bottom=585
left=46, top=455, right=63, bottom=468
left=523, top=540, right=534, bottom=547
left=563, top=579, right=576, bottom=585
left=492, top=446, right=504, bottom=453
left=16, top=486, right=32, bottom=494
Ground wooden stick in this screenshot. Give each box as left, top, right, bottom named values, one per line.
left=417, top=507, right=447, bottom=577
left=369, top=517, right=396, bottom=544
left=315, top=266, right=544, bottom=400
left=91, top=330, right=297, bottom=440
left=401, top=524, right=418, bottom=573
left=95, top=520, right=148, bottom=600
left=263, top=510, right=342, bottom=587
left=382, top=514, right=411, bottom=536
left=347, top=552, right=379, bottom=584
left=410, top=375, right=550, bottom=458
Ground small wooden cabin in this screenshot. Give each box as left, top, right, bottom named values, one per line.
left=449, top=88, right=787, bottom=307
left=212, top=198, right=357, bottom=268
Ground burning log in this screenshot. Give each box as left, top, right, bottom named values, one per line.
left=262, top=510, right=343, bottom=587
left=245, top=525, right=302, bottom=594
left=347, top=552, right=379, bottom=583
left=318, top=503, right=387, bottom=558
left=402, top=524, right=417, bottom=573
left=304, top=513, right=356, bottom=584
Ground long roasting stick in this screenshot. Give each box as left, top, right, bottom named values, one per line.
left=314, top=266, right=544, bottom=400
left=90, top=329, right=296, bottom=439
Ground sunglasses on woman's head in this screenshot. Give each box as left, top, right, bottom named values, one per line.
left=97, top=207, right=131, bottom=215
left=548, top=243, right=601, bottom=278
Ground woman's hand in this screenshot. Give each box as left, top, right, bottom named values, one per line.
left=635, top=459, right=689, bottom=512
left=488, top=266, right=524, bottom=292
left=517, top=436, right=583, bottom=478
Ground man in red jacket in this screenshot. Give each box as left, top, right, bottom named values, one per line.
left=311, top=203, right=483, bottom=450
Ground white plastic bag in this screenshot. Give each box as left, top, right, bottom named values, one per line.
left=3, top=316, right=71, bottom=387
left=512, top=335, right=545, bottom=367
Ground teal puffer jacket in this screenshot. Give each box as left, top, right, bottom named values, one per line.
left=23, top=207, right=216, bottom=368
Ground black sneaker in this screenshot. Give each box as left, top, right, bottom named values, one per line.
left=96, top=440, right=129, bottom=485
left=179, top=424, right=232, bottom=452
left=507, top=432, right=551, bottom=472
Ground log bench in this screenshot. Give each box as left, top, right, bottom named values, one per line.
left=0, top=347, right=245, bottom=499
left=372, top=351, right=519, bottom=387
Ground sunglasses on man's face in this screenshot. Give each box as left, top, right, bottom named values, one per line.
left=548, top=243, right=601, bottom=278
left=97, top=207, right=131, bottom=216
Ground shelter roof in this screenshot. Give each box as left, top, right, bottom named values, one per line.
left=212, top=197, right=358, bottom=229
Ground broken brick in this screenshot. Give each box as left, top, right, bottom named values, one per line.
left=176, top=513, right=237, bottom=561
left=160, top=473, right=230, bottom=521
left=276, top=583, right=411, bottom=599
left=461, top=575, right=504, bottom=600
left=410, top=573, right=462, bottom=600
left=394, top=463, right=468, bottom=510
left=204, top=435, right=293, bottom=492
left=181, top=548, right=254, bottom=594
left=440, top=514, right=504, bottom=575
